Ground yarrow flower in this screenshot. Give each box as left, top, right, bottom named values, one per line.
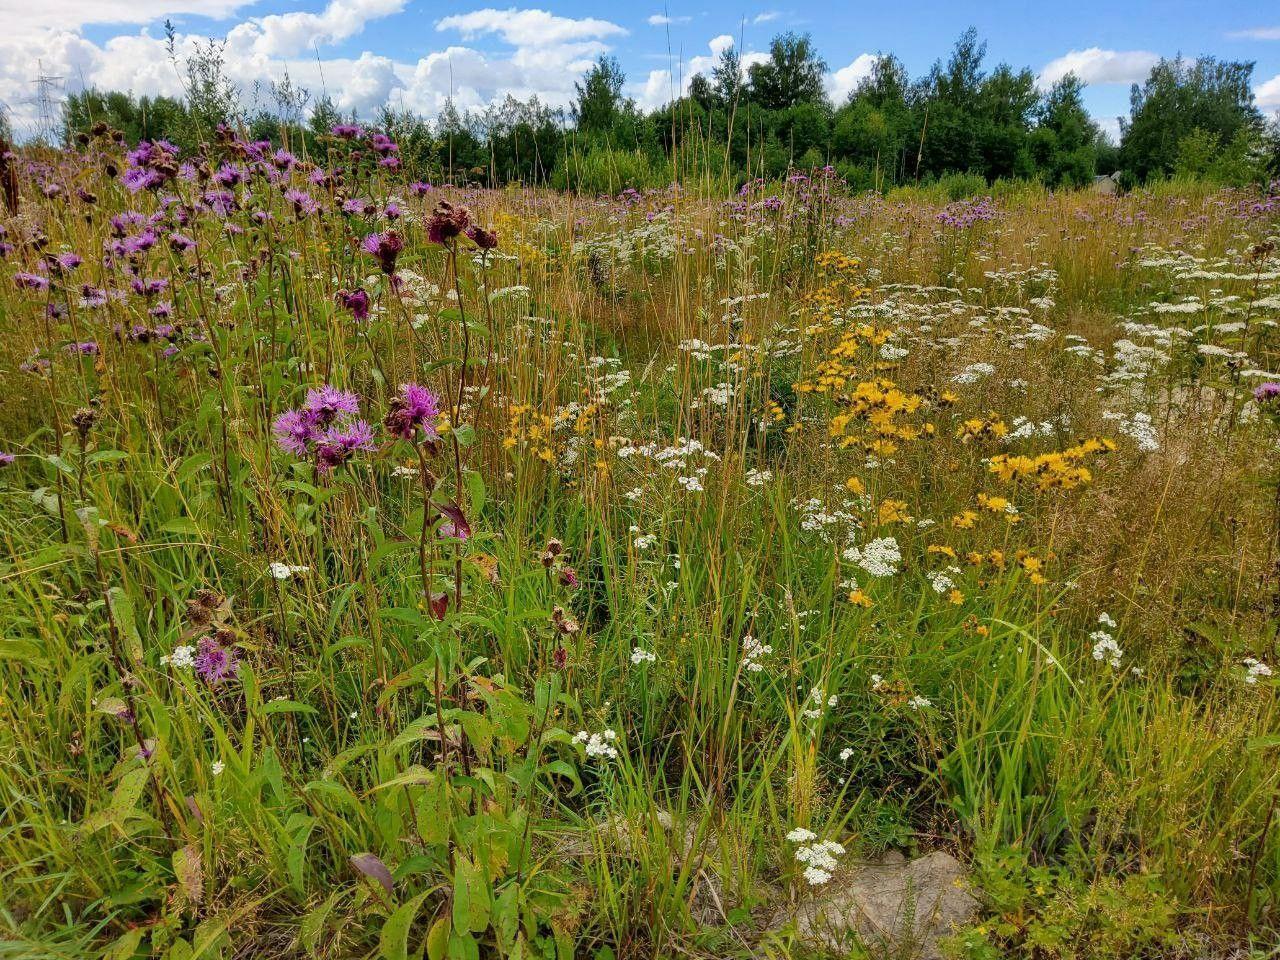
left=787, top=828, right=844, bottom=886
left=1243, top=658, right=1273, bottom=684
left=630, top=647, right=657, bottom=665
left=573, top=728, right=619, bottom=761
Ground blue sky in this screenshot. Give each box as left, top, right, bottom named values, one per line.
left=3, top=0, right=1279, bottom=139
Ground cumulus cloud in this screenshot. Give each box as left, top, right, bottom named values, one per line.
left=1037, top=47, right=1159, bottom=89
left=227, top=0, right=408, bottom=59
left=826, top=53, right=878, bottom=103
left=647, top=14, right=690, bottom=26
left=634, top=34, right=769, bottom=110
left=1258, top=73, right=1280, bottom=111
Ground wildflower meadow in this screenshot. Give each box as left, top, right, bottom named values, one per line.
left=3, top=126, right=1280, bottom=960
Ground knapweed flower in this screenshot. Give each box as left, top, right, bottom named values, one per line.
left=14, top=272, right=49, bottom=291
left=361, top=229, right=405, bottom=275
left=314, top=420, right=376, bottom=472
left=0, top=452, right=14, bottom=467
left=194, top=635, right=239, bottom=685
left=283, top=188, right=319, bottom=218
left=466, top=223, right=499, bottom=250
left=337, top=288, right=371, bottom=321
left=426, top=200, right=471, bottom=245
left=383, top=382, right=440, bottom=442
left=1254, top=382, right=1280, bottom=403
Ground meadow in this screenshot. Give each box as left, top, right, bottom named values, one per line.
left=2, top=126, right=1280, bottom=959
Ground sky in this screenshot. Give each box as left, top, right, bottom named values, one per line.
left=1, top=0, right=1279, bottom=142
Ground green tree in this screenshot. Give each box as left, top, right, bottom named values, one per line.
left=573, top=56, right=627, bottom=137
left=748, top=32, right=827, bottom=110
left=1120, top=56, right=1262, bottom=181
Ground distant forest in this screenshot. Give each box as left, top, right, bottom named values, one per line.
left=51, top=27, right=1280, bottom=193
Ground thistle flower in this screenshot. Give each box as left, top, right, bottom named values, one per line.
left=466, top=223, right=499, bottom=250
left=273, top=409, right=320, bottom=456
left=304, top=385, right=361, bottom=427
left=1254, top=382, right=1280, bottom=403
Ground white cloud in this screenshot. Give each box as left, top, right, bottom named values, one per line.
left=633, top=34, right=768, bottom=110
left=4, top=0, right=252, bottom=38
left=1258, top=73, right=1280, bottom=111
left=227, top=0, right=407, bottom=59
left=647, top=14, right=690, bottom=26
left=753, top=11, right=780, bottom=24
left=1227, top=27, right=1280, bottom=41
left=435, top=9, right=626, bottom=46
left=826, top=53, right=878, bottom=103
left=1037, top=47, right=1159, bottom=90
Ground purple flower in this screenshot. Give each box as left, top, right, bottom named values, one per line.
left=14, top=272, right=48, bottom=291
left=384, top=382, right=441, bottom=441
left=315, top=420, right=376, bottom=472
left=1255, top=382, right=1280, bottom=403
left=66, top=341, right=99, bottom=356
left=361, top=230, right=404, bottom=274
left=337, top=288, right=371, bottom=321
left=273, top=409, right=319, bottom=456
left=194, top=636, right=239, bottom=685
left=283, top=188, right=319, bottom=218
left=427, top=200, right=470, bottom=245
left=52, top=252, right=82, bottom=273
left=409, top=182, right=433, bottom=196
left=169, top=232, right=196, bottom=252
left=342, top=198, right=370, bottom=216
left=0, top=452, right=14, bottom=467
left=304, top=385, right=361, bottom=426
left=331, top=123, right=364, bottom=139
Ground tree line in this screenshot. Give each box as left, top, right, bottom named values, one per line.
left=57, top=26, right=1280, bottom=193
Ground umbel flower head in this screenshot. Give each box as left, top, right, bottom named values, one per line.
left=384, top=382, right=441, bottom=444
left=426, top=200, right=471, bottom=245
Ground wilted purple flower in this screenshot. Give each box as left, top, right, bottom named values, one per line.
left=426, top=200, right=470, bottom=245
left=384, top=382, right=441, bottom=442
left=194, top=635, right=239, bottom=685
left=361, top=230, right=404, bottom=274
left=466, top=223, right=499, bottom=250
left=337, top=288, right=371, bottom=321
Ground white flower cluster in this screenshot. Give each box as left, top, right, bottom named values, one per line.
left=1243, top=658, right=1274, bottom=684
left=843, top=536, right=902, bottom=578
left=786, top=828, right=845, bottom=886
left=908, top=695, right=933, bottom=710
left=268, top=562, right=310, bottom=580
left=630, top=647, right=657, bottom=665
left=1090, top=613, right=1123, bottom=669
left=573, top=728, right=619, bottom=761
left=745, top=467, right=772, bottom=487
left=803, top=685, right=838, bottom=720
left=741, top=634, right=773, bottom=673
left=161, top=645, right=196, bottom=669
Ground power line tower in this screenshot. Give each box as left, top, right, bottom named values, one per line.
left=31, top=61, right=65, bottom=144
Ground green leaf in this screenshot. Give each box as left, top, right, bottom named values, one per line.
left=425, top=917, right=450, bottom=960
left=380, top=890, right=430, bottom=960
left=452, top=855, right=490, bottom=934
left=261, top=699, right=318, bottom=717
